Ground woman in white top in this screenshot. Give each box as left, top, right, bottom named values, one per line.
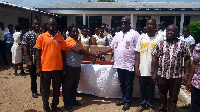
left=80, top=28, right=91, bottom=46
left=91, top=28, right=99, bottom=45
left=11, top=24, right=25, bottom=76
left=92, top=28, right=108, bottom=46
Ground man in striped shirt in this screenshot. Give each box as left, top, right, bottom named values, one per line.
left=151, top=24, right=191, bottom=112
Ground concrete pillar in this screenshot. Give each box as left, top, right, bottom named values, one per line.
left=88, top=15, right=90, bottom=28
left=131, top=13, right=133, bottom=29
left=133, top=15, right=137, bottom=30
left=102, top=15, right=112, bottom=28
left=174, top=16, right=176, bottom=25
left=180, top=13, right=184, bottom=35
left=83, top=14, right=86, bottom=25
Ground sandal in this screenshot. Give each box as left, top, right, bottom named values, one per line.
left=148, top=107, right=155, bottom=112
left=136, top=106, right=144, bottom=112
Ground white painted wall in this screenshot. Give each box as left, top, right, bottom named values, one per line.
left=151, top=16, right=160, bottom=24
left=133, top=15, right=137, bottom=30
left=190, top=16, right=200, bottom=22
left=67, top=15, right=76, bottom=28
left=0, top=7, right=29, bottom=28
left=0, top=7, right=52, bottom=29
left=102, top=15, right=112, bottom=28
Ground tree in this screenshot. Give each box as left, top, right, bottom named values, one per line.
left=88, top=0, right=91, bottom=2
left=189, top=21, right=200, bottom=44
left=97, top=0, right=115, bottom=2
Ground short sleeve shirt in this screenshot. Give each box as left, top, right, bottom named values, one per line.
left=22, top=31, right=40, bottom=64
left=35, top=32, right=65, bottom=71
left=179, top=35, right=195, bottom=47
left=4, top=31, right=14, bottom=44
left=110, top=29, right=140, bottom=71
left=192, top=43, right=200, bottom=89
left=152, top=39, right=191, bottom=79
left=135, top=33, right=163, bottom=76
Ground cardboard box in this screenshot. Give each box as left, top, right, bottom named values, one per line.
left=82, top=45, right=113, bottom=61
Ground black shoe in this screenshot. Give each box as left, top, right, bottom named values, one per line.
left=44, top=107, right=50, bottom=112
left=32, top=92, right=38, bottom=98
left=122, top=103, right=130, bottom=111
left=73, top=100, right=82, bottom=106
left=51, top=107, right=62, bottom=112
left=116, top=100, right=124, bottom=106
left=65, top=105, right=72, bottom=112
left=20, top=70, right=26, bottom=75
left=14, top=73, right=19, bottom=76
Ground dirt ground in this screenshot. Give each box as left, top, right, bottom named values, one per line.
left=0, top=64, right=192, bottom=112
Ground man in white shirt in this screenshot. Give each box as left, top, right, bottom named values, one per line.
left=135, top=19, right=162, bottom=112
left=158, top=21, right=166, bottom=38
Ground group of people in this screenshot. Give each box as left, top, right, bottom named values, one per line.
left=62, top=23, right=118, bottom=47
left=0, top=16, right=199, bottom=112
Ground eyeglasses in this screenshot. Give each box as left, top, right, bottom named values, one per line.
left=121, top=21, right=128, bottom=24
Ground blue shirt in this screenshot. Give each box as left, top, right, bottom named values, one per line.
left=4, top=31, right=14, bottom=44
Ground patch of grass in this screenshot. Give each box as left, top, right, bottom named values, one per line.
left=8, top=73, right=11, bottom=76
left=24, top=77, right=27, bottom=78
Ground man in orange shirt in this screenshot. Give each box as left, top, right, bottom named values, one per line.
left=35, top=18, right=66, bottom=112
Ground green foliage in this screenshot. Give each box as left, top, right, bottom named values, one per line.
left=88, top=0, right=91, bottom=2
left=97, top=0, right=115, bottom=2
left=189, top=21, right=200, bottom=44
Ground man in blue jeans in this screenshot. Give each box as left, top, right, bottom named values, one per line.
left=4, top=24, right=14, bottom=66
left=100, top=16, right=140, bottom=111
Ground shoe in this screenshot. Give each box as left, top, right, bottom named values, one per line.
left=65, top=105, right=73, bottom=112
left=44, top=107, right=50, bottom=112
left=51, top=107, right=62, bottom=112
left=14, top=73, right=19, bottom=76
left=32, top=92, right=38, bottom=98
left=20, top=70, right=26, bottom=75
left=136, top=106, right=144, bottom=112
left=73, top=100, right=82, bottom=106
left=122, top=103, right=130, bottom=111
left=148, top=107, right=155, bottom=112
left=116, top=100, right=124, bottom=106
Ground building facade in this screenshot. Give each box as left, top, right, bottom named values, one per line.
left=35, top=2, right=200, bottom=34
left=0, top=1, right=58, bottom=29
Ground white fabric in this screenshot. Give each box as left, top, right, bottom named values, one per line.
left=158, top=29, right=166, bottom=38
left=81, top=35, right=90, bottom=46
left=11, top=32, right=22, bottom=64
left=136, top=33, right=163, bottom=76
left=107, top=34, right=113, bottom=45
left=95, top=35, right=107, bottom=46
left=179, top=35, right=195, bottom=47
left=77, top=64, right=159, bottom=98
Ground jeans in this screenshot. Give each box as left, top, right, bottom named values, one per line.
left=40, top=70, right=62, bottom=111
left=191, top=85, right=200, bottom=112
left=117, top=68, right=135, bottom=103
left=157, top=76, right=182, bottom=112
left=62, top=65, right=81, bottom=107
left=139, top=76, right=155, bottom=108
left=29, top=66, right=37, bottom=93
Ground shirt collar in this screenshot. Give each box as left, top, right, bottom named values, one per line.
left=45, top=31, right=58, bottom=37
left=166, top=37, right=179, bottom=44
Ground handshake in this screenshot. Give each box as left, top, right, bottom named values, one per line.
left=89, top=51, right=105, bottom=63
